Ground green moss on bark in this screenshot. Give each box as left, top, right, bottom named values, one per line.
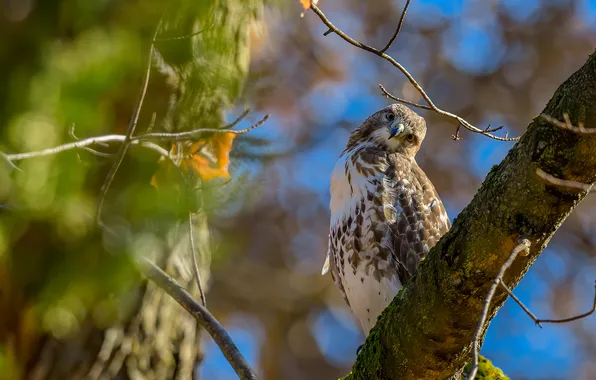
left=347, top=51, right=596, bottom=379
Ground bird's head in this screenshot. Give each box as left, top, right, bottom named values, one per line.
left=345, top=104, right=426, bottom=159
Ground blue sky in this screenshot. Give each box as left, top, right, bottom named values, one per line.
left=203, top=0, right=596, bottom=378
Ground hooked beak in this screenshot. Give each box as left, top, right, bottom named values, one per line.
left=389, top=122, right=405, bottom=139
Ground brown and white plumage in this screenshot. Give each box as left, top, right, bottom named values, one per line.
left=323, top=104, right=450, bottom=335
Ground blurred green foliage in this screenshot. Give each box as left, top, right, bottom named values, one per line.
left=0, top=0, right=266, bottom=377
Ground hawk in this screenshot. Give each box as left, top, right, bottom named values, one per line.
left=322, top=104, right=450, bottom=335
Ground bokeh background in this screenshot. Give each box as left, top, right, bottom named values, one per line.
left=1, top=0, right=596, bottom=379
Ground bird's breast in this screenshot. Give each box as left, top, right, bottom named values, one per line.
left=329, top=151, right=386, bottom=226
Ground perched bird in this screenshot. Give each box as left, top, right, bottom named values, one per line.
left=322, top=104, right=450, bottom=335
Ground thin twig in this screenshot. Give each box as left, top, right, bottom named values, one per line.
left=541, top=113, right=596, bottom=134
left=536, top=167, right=594, bottom=192
left=133, top=113, right=269, bottom=142
left=499, top=281, right=542, bottom=328
left=0, top=151, right=24, bottom=172
left=469, top=239, right=531, bottom=380
left=97, top=21, right=161, bottom=224
left=189, top=211, right=207, bottom=307
left=309, top=3, right=518, bottom=142
left=500, top=279, right=596, bottom=327
left=70, top=124, right=114, bottom=157
left=137, top=257, right=258, bottom=380
left=154, top=24, right=214, bottom=42
left=2, top=135, right=170, bottom=163
left=379, top=0, right=411, bottom=53
left=379, top=84, right=432, bottom=110
left=536, top=281, right=596, bottom=324
left=452, top=124, right=463, bottom=141
left=0, top=115, right=268, bottom=167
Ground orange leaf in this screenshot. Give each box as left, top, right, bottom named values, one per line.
left=189, top=132, right=236, bottom=181
left=151, top=132, right=237, bottom=188
left=300, top=0, right=311, bottom=11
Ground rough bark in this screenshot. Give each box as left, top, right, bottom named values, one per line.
left=346, top=51, right=596, bottom=379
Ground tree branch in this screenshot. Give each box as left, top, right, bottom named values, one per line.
left=0, top=116, right=267, bottom=167
left=309, top=3, right=518, bottom=142
left=346, top=51, right=596, bottom=380
left=379, top=0, right=411, bottom=53
left=2, top=135, right=171, bottom=162
left=137, top=257, right=258, bottom=380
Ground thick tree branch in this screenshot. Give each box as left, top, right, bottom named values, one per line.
left=347, top=51, right=596, bottom=379
left=137, top=257, right=258, bottom=380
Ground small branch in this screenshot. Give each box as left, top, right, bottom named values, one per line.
left=536, top=281, right=596, bottom=324
left=498, top=279, right=596, bottom=328
left=469, top=239, right=531, bottom=380
left=452, top=124, right=463, bottom=141
left=536, top=167, right=594, bottom=192
left=379, top=84, right=432, bottom=110
left=154, top=24, right=214, bottom=42
left=379, top=0, right=411, bottom=53
left=499, top=281, right=542, bottom=328
left=0, top=114, right=269, bottom=167
left=133, top=113, right=269, bottom=142
left=0, top=151, right=23, bottom=172
left=97, top=20, right=161, bottom=224
left=70, top=124, right=114, bottom=158
left=137, top=257, right=258, bottom=380
left=189, top=211, right=207, bottom=307
left=541, top=113, right=596, bottom=134
left=2, top=135, right=171, bottom=163
left=309, top=3, right=518, bottom=142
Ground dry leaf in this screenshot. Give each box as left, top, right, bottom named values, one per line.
left=300, top=0, right=312, bottom=10
left=151, top=132, right=237, bottom=188
left=183, top=132, right=236, bottom=181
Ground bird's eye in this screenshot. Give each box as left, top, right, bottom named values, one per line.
left=405, top=134, right=416, bottom=143
left=385, top=112, right=395, bottom=121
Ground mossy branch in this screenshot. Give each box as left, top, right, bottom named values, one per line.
left=346, top=51, right=596, bottom=379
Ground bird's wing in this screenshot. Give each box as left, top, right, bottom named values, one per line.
left=386, top=156, right=451, bottom=285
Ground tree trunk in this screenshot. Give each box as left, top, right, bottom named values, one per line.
left=347, top=51, right=596, bottom=380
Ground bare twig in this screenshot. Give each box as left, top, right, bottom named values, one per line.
left=469, top=239, right=531, bottom=380
left=499, top=279, right=596, bottom=328
left=537, top=281, right=596, bottom=324
left=154, top=24, right=214, bottom=42
left=309, top=3, right=518, bottom=142
left=133, top=113, right=269, bottom=142
left=69, top=124, right=114, bottom=158
left=189, top=211, right=207, bottom=307
left=97, top=21, right=161, bottom=224
left=499, top=281, right=542, bottom=328
left=379, top=0, right=411, bottom=53
left=536, top=167, right=594, bottom=192
left=137, top=257, right=258, bottom=380
left=0, top=151, right=24, bottom=172
left=1, top=115, right=268, bottom=168
left=2, top=135, right=171, bottom=163
left=379, top=84, right=432, bottom=110
left=541, top=113, right=596, bottom=134
left=452, top=124, right=463, bottom=141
